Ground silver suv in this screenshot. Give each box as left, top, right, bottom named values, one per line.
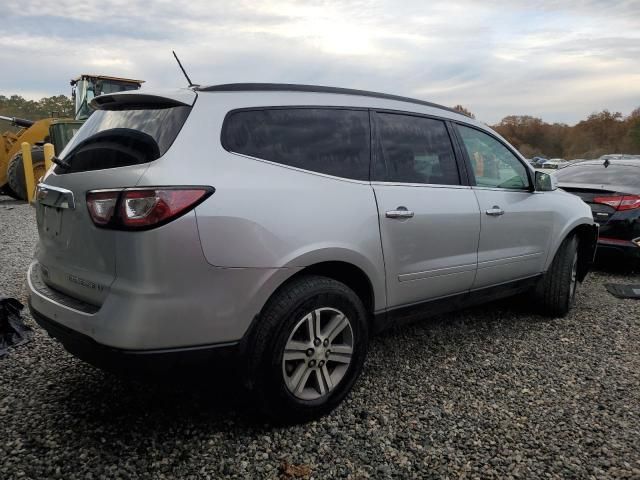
left=28, top=84, right=598, bottom=421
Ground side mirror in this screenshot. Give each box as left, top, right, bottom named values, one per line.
left=535, top=170, right=557, bottom=191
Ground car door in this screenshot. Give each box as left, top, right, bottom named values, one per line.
left=371, top=111, right=481, bottom=309
left=454, top=124, right=554, bottom=289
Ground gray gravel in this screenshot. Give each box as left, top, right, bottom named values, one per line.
left=1, top=194, right=639, bottom=479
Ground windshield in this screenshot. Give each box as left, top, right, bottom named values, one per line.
left=556, top=163, right=640, bottom=189
left=55, top=105, right=191, bottom=174
left=74, top=80, right=92, bottom=120
left=74, top=79, right=141, bottom=120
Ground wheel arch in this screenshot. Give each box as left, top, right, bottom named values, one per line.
left=279, top=247, right=386, bottom=312
left=546, top=221, right=598, bottom=282
left=243, top=256, right=383, bottom=354
left=286, top=261, right=377, bottom=315
left=574, top=223, right=599, bottom=281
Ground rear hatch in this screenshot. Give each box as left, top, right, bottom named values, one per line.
left=35, top=90, right=196, bottom=307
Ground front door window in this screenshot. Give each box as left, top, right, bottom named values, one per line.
left=457, top=125, right=530, bottom=190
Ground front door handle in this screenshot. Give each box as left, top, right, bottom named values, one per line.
left=386, top=206, right=414, bottom=219
left=485, top=205, right=505, bottom=216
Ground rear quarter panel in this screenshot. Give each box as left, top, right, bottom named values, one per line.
left=134, top=92, right=387, bottom=311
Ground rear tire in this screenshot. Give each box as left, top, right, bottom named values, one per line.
left=246, top=275, right=369, bottom=424
left=7, top=146, right=46, bottom=201
left=535, top=235, right=579, bottom=317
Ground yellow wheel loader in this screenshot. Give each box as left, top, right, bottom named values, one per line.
left=0, top=116, right=53, bottom=199
left=0, top=75, right=144, bottom=200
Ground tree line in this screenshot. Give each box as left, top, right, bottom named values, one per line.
left=453, top=105, right=640, bottom=159
left=1, top=94, right=638, bottom=160
left=0, top=95, right=74, bottom=132
left=0, top=94, right=73, bottom=119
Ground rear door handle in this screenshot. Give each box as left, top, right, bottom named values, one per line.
left=386, top=207, right=414, bottom=219
left=485, top=205, right=504, bottom=216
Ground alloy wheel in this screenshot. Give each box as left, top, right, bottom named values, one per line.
left=282, top=307, right=354, bottom=401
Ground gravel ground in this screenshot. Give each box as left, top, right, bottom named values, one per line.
left=1, top=194, right=639, bottom=479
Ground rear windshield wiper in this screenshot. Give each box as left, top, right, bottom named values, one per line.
left=52, top=156, right=71, bottom=170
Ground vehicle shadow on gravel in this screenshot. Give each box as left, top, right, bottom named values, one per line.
left=370, top=260, right=638, bottom=373
left=593, top=256, right=640, bottom=276
left=30, top=354, right=276, bottom=456
left=32, top=261, right=635, bottom=443
left=0, top=197, right=26, bottom=206
left=37, top=299, right=548, bottom=432
left=55, top=366, right=260, bottom=417
left=40, top=297, right=550, bottom=440
left=377, top=298, right=551, bottom=347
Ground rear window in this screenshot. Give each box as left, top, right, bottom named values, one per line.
left=222, top=108, right=370, bottom=180
left=55, top=106, right=191, bottom=174
left=376, top=112, right=460, bottom=185
left=556, top=163, right=640, bottom=189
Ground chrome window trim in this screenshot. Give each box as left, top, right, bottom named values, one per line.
left=370, top=181, right=471, bottom=189
left=471, top=186, right=532, bottom=194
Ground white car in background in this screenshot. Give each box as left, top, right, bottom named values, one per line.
left=541, top=158, right=570, bottom=170
left=600, top=154, right=640, bottom=161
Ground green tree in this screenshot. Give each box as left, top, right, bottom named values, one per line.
left=0, top=94, right=73, bottom=133
left=452, top=105, right=475, bottom=118
left=492, top=108, right=639, bottom=159
left=627, top=118, right=640, bottom=151
left=0, top=94, right=73, bottom=121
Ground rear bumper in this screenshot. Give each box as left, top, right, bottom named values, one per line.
left=28, top=258, right=297, bottom=350
left=30, top=301, right=240, bottom=374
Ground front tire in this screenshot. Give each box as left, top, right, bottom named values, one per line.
left=246, top=275, right=369, bottom=423
left=535, top=234, right=579, bottom=317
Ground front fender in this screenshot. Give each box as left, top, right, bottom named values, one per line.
left=545, top=217, right=598, bottom=281
left=577, top=223, right=599, bottom=281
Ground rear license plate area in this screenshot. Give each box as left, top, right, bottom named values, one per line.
left=42, top=206, right=63, bottom=238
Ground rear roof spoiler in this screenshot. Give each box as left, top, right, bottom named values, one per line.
left=90, top=90, right=197, bottom=110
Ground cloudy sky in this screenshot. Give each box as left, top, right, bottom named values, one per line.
left=2, top=0, right=639, bottom=124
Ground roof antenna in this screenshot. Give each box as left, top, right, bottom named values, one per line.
left=603, top=158, right=610, bottom=168
left=173, top=50, right=198, bottom=88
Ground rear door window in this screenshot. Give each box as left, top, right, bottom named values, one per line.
left=375, top=112, right=461, bottom=185
left=55, top=105, right=191, bottom=174
left=222, top=108, right=370, bottom=181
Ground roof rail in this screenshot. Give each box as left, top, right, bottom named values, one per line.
left=195, top=83, right=459, bottom=114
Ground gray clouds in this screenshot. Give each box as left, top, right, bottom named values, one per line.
left=1, top=0, right=639, bottom=123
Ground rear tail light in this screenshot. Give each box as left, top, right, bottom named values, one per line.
left=86, top=187, right=214, bottom=230
left=593, top=195, right=640, bottom=211
left=619, top=196, right=640, bottom=211
left=86, top=191, right=119, bottom=225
